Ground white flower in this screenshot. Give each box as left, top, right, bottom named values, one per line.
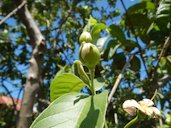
left=123, top=99, right=161, bottom=118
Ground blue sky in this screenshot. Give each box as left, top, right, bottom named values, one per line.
left=0, top=0, right=140, bottom=99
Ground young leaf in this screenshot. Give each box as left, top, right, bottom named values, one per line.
left=96, top=36, right=109, bottom=52
left=55, top=65, right=71, bottom=76
left=94, top=77, right=105, bottom=91
left=31, top=91, right=108, bottom=128
left=84, top=15, right=97, bottom=31
left=50, top=73, right=86, bottom=102
left=91, top=23, right=106, bottom=44
left=108, top=44, right=121, bottom=59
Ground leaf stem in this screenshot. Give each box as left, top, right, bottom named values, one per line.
left=90, top=68, right=96, bottom=95
left=124, top=115, right=139, bottom=128
left=104, top=120, right=108, bottom=128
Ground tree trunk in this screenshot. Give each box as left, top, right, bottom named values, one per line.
left=14, top=0, right=46, bottom=128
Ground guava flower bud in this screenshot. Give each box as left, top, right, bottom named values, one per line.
left=79, top=43, right=100, bottom=69
left=74, top=60, right=90, bottom=86
left=79, top=31, right=92, bottom=44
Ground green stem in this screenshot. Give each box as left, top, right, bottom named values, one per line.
left=104, top=120, right=108, bottom=128
left=124, top=115, right=139, bottom=128
left=89, top=68, right=96, bottom=95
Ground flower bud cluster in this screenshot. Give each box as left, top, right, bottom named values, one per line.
left=79, top=31, right=92, bottom=44
left=78, top=31, right=100, bottom=69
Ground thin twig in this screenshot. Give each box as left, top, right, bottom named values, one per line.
left=157, top=37, right=170, bottom=66
left=108, top=55, right=134, bottom=103
left=0, top=1, right=26, bottom=25
left=150, top=36, right=170, bottom=80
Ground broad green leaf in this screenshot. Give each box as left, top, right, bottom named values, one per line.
left=121, top=40, right=137, bottom=52
left=127, top=1, right=155, bottom=14
left=96, top=36, right=109, bottom=52
left=113, top=52, right=126, bottom=70
left=31, top=91, right=108, bottom=128
left=108, top=25, right=126, bottom=43
left=125, top=13, right=151, bottom=29
left=50, top=73, right=86, bottom=102
left=94, top=77, right=105, bottom=91
left=156, top=0, right=171, bottom=19
left=124, top=13, right=151, bottom=43
left=130, top=56, right=141, bottom=71
left=156, top=0, right=171, bottom=30
left=91, top=23, right=106, bottom=44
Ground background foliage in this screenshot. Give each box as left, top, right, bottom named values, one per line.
left=0, top=0, right=171, bottom=127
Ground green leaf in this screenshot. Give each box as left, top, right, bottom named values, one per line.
left=56, top=65, right=71, bottom=76
left=108, top=25, right=126, bottom=43
left=50, top=73, right=86, bottom=102
left=89, top=15, right=98, bottom=26
left=127, top=1, right=155, bottom=14
left=96, top=36, right=109, bottom=52
left=31, top=91, right=108, bottom=128
left=108, top=44, right=121, bottom=59
left=156, top=0, right=171, bottom=19
left=103, top=40, right=121, bottom=60
left=156, top=0, right=171, bottom=30
left=122, top=40, right=138, bottom=52
left=159, top=57, right=167, bottom=69
left=124, top=13, right=151, bottom=43
left=91, top=23, right=106, bottom=44
left=94, top=77, right=105, bottom=91
left=113, top=52, right=126, bottom=70
left=84, top=15, right=97, bottom=31
left=167, top=55, right=171, bottom=63
left=130, top=56, right=141, bottom=71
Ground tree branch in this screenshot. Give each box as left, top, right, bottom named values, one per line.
left=156, top=36, right=170, bottom=68
left=0, top=1, right=26, bottom=25
left=148, top=37, right=170, bottom=91
left=13, top=0, right=46, bottom=128
left=108, top=55, right=134, bottom=103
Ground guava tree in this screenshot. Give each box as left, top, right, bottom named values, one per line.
left=0, top=0, right=171, bottom=128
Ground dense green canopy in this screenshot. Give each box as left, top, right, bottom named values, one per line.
left=0, top=0, right=171, bottom=127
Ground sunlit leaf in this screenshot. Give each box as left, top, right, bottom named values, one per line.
left=50, top=73, right=86, bottom=102
left=96, top=36, right=109, bottom=52
left=94, top=77, right=105, bottom=91
left=31, top=91, right=108, bottom=128
left=91, top=23, right=106, bottom=44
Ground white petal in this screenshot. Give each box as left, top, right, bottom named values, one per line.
left=151, top=107, right=161, bottom=118
left=143, top=107, right=154, bottom=116
left=139, top=99, right=154, bottom=107
left=123, top=99, right=141, bottom=116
